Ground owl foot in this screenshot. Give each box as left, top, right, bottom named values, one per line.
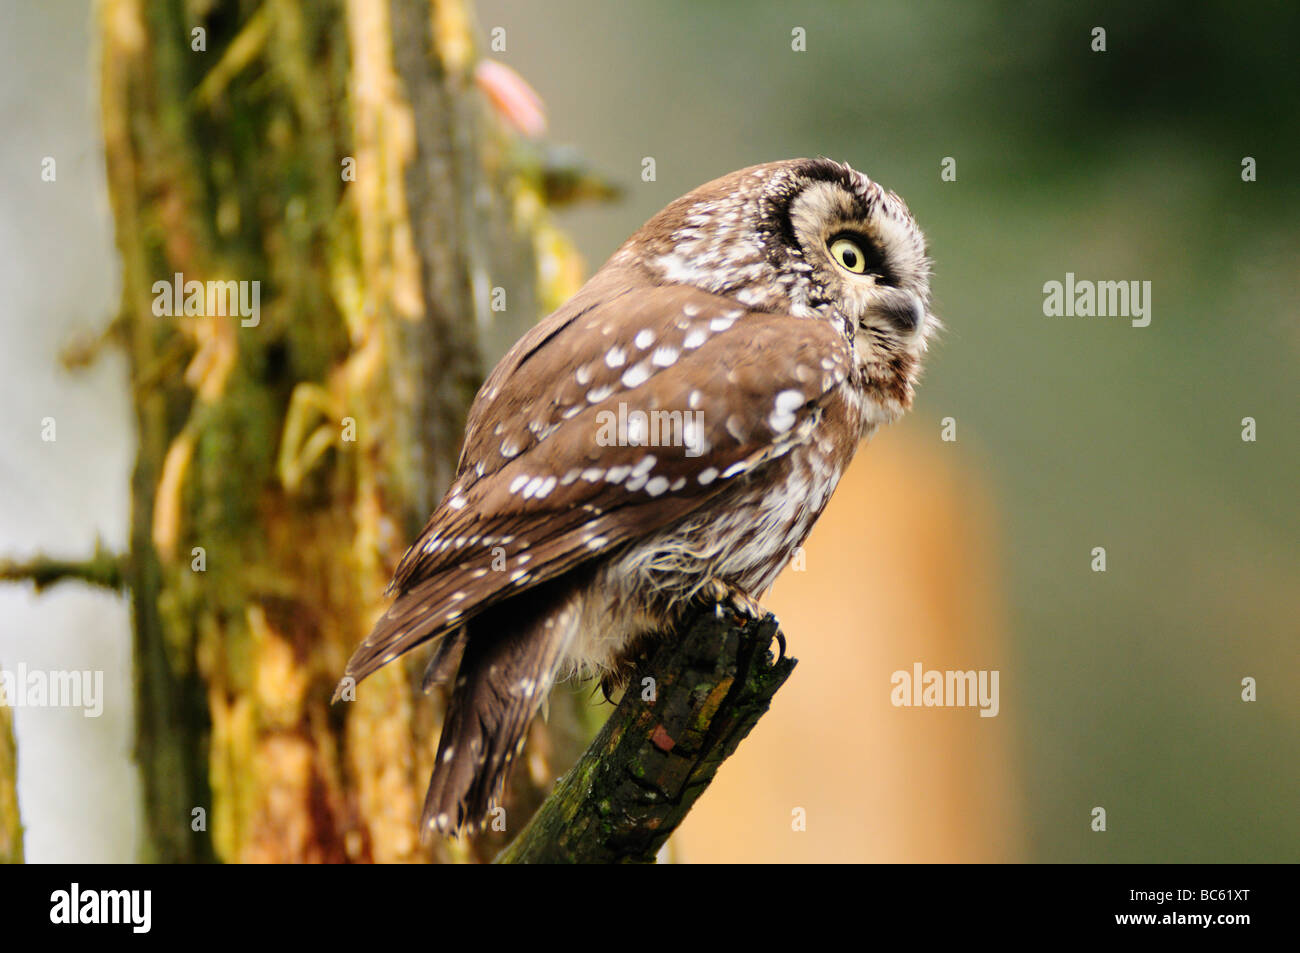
left=699, top=580, right=786, bottom=662
left=701, top=579, right=768, bottom=623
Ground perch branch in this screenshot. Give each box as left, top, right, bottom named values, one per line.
left=495, top=604, right=796, bottom=864
left=0, top=541, right=128, bottom=594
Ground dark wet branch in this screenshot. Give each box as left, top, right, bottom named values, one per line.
left=496, top=605, right=796, bottom=864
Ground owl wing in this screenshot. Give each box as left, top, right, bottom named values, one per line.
left=339, top=280, right=853, bottom=688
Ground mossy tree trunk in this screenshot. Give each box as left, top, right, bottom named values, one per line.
left=0, top=693, right=20, bottom=864
left=95, top=0, right=585, bottom=863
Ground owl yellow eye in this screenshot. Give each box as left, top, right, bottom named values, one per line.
left=829, top=236, right=868, bottom=274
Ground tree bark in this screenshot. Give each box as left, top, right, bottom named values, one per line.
left=0, top=690, right=20, bottom=864
left=496, top=609, right=796, bottom=864
left=92, top=0, right=586, bottom=863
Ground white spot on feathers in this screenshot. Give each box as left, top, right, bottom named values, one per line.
left=769, top=389, right=805, bottom=433
left=651, top=346, right=679, bottom=367
left=622, top=363, right=651, bottom=389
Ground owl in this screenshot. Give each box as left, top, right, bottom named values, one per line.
left=337, top=158, right=936, bottom=836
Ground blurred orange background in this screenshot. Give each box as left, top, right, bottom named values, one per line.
left=675, top=429, right=1023, bottom=862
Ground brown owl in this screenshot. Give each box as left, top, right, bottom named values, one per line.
left=336, top=158, right=936, bottom=836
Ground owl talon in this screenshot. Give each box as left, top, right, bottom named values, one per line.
left=701, top=579, right=766, bottom=622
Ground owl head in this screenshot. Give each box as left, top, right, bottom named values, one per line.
left=618, top=158, right=936, bottom=377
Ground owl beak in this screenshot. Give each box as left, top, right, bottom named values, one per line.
left=875, top=288, right=927, bottom=337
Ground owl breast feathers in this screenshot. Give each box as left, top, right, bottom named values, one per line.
left=337, top=157, right=936, bottom=836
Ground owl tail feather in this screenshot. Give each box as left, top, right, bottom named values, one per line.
left=421, top=583, right=578, bottom=839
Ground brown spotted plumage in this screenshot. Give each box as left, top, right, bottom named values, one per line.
left=336, top=158, right=937, bottom=836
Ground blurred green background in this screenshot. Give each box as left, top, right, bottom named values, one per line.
left=476, top=0, right=1299, bottom=861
